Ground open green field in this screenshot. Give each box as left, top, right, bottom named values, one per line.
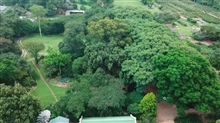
left=114, top=0, right=144, bottom=7
left=23, top=34, right=63, bottom=55
left=114, top=0, right=161, bottom=13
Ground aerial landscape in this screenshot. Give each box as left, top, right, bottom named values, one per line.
left=0, top=0, right=220, bottom=123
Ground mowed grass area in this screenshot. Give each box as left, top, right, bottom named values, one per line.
left=114, top=0, right=161, bottom=13
left=114, top=0, right=144, bottom=7
left=24, top=34, right=68, bottom=107
left=29, top=61, right=68, bottom=107
left=23, top=34, right=63, bottom=55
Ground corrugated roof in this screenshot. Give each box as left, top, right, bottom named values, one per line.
left=49, top=116, right=69, bottom=123
left=81, top=116, right=136, bottom=123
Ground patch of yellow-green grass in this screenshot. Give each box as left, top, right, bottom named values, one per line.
left=49, top=84, right=68, bottom=100
left=114, top=0, right=161, bottom=13
left=31, top=79, right=56, bottom=107
left=175, top=21, right=196, bottom=37
left=29, top=61, right=67, bottom=107
left=114, top=0, right=144, bottom=7
left=22, top=34, right=63, bottom=55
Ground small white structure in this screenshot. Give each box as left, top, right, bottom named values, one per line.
left=0, top=5, right=9, bottom=13
left=37, top=110, right=51, bottom=123
left=65, top=10, right=85, bottom=15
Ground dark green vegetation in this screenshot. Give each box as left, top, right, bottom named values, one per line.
left=0, top=84, right=41, bottom=123
left=175, top=113, right=203, bottom=123
left=1, top=0, right=220, bottom=122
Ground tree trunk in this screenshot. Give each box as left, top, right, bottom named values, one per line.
left=38, top=17, right=42, bottom=36
left=59, top=64, right=62, bottom=75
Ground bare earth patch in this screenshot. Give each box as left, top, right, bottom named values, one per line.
left=157, top=101, right=178, bottom=123
left=52, top=82, right=68, bottom=87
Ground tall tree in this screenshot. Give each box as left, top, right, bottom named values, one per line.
left=0, top=84, right=41, bottom=123
left=29, top=5, right=46, bottom=36
left=24, top=41, right=45, bottom=64
left=153, top=48, right=220, bottom=115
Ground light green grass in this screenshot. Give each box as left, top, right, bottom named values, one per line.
left=114, top=0, right=144, bottom=7
left=23, top=34, right=63, bottom=55
left=114, top=0, right=161, bottom=13
left=24, top=34, right=67, bottom=107
left=30, top=60, right=68, bottom=107
left=31, top=79, right=56, bottom=107
left=175, top=20, right=196, bottom=37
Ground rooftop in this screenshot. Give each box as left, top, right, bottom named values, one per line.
left=79, top=115, right=137, bottom=123
left=49, top=116, right=69, bottom=123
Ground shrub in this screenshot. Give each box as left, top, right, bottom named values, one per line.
left=80, top=5, right=86, bottom=10
left=187, top=18, right=197, bottom=24
left=201, top=14, right=220, bottom=24
left=155, top=11, right=180, bottom=24
left=139, top=92, right=156, bottom=120
left=192, top=32, right=206, bottom=41
left=177, top=19, right=188, bottom=26
left=174, top=113, right=203, bottom=123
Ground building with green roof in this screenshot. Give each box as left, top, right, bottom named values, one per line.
left=79, top=114, right=137, bottom=123
left=49, top=116, right=69, bottom=123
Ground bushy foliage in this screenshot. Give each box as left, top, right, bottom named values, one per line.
left=155, top=11, right=180, bottom=24
left=106, top=7, right=154, bottom=20
left=174, top=113, right=203, bottom=123
left=139, top=92, right=157, bottom=120
left=0, top=53, right=36, bottom=86
left=0, top=84, right=41, bottom=123
left=153, top=48, right=220, bottom=115
left=187, top=18, right=197, bottom=24
left=52, top=69, right=126, bottom=121
left=177, top=19, right=188, bottom=26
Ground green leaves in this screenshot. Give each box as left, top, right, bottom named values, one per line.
left=44, top=48, right=71, bottom=75
left=139, top=92, right=156, bottom=120
left=153, top=48, right=220, bottom=114
left=0, top=84, right=41, bottom=123
left=53, top=70, right=126, bottom=118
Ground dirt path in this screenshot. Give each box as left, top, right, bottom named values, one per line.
left=17, top=39, right=58, bottom=102
left=157, top=101, right=178, bottom=123
left=31, top=60, right=58, bottom=102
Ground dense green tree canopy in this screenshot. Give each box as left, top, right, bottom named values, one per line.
left=121, top=20, right=181, bottom=92
left=52, top=69, right=126, bottom=121
left=59, top=19, right=86, bottom=59
left=0, top=53, right=35, bottom=86
left=153, top=48, right=220, bottom=114
left=0, top=84, right=41, bottom=123
left=44, top=48, right=71, bottom=75
left=87, top=17, right=132, bottom=47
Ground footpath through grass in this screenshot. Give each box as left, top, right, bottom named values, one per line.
left=22, top=34, right=67, bottom=107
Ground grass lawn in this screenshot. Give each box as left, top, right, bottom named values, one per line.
left=30, top=60, right=68, bottom=107
left=175, top=20, right=196, bottom=37
left=114, top=0, right=161, bottom=13
left=22, top=34, right=63, bottom=55
left=24, top=34, right=68, bottom=107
